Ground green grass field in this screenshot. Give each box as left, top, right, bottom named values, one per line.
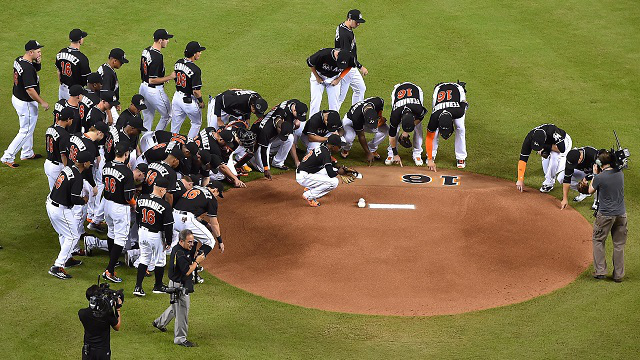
left=0, top=1, right=639, bottom=358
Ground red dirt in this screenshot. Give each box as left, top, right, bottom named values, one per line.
left=202, top=167, right=592, bottom=316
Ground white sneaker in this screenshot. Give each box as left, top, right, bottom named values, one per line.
left=385, top=156, right=393, bottom=165
left=457, top=160, right=466, bottom=169
left=573, top=193, right=591, bottom=202
left=414, top=157, right=424, bottom=166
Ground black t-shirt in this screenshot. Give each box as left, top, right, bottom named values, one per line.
left=306, top=48, right=356, bottom=78
left=115, top=109, right=140, bottom=130
left=427, top=82, right=467, bottom=132
left=68, top=134, right=98, bottom=163
left=563, top=146, right=598, bottom=183
left=136, top=193, right=173, bottom=242
left=53, top=100, right=82, bottom=134
left=142, top=162, right=178, bottom=195
left=78, top=307, right=117, bottom=350
left=297, top=143, right=337, bottom=177
left=519, top=124, right=567, bottom=162
left=12, top=57, right=40, bottom=102
left=251, top=116, right=280, bottom=148
left=303, top=110, right=340, bottom=137
left=45, top=124, right=71, bottom=163
left=102, top=160, right=135, bottom=205
left=335, top=23, right=362, bottom=68
left=213, top=89, right=259, bottom=119
left=50, top=165, right=85, bottom=206
left=389, top=82, right=427, bottom=137
left=174, top=58, right=202, bottom=95
left=193, top=128, right=224, bottom=168
left=79, top=90, right=101, bottom=130
left=56, top=47, right=91, bottom=87
left=140, top=46, right=165, bottom=83
left=168, top=245, right=194, bottom=293
left=173, top=185, right=218, bottom=218
left=347, top=97, right=384, bottom=131
left=98, top=63, right=120, bottom=100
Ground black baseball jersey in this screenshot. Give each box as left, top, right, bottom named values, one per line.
left=116, top=109, right=141, bottom=130
left=142, top=161, right=178, bottom=195
left=347, top=97, right=384, bottom=131
left=389, top=82, right=427, bottom=137
left=427, top=82, right=467, bottom=132
left=102, top=160, right=135, bottom=205
left=297, top=143, right=337, bottom=177
left=150, top=131, right=188, bottom=146
left=12, top=57, right=40, bottom=102
left=335, top=23, right=362, bottom=68
left=307, top=48, right=356, bottom=78
left=68, top=133, right=98, bottom=163
left=84, top=106, right=107, bottom=133
left=79, top=90, right=101, bottom=129
left=563, top=146, right=598, bottom=184
left=519, top=124, right=568, bottom=162
left=174, top=185, right=218, bottom=218
left=55, top=47, right=91, bottom=87
left=272, top=100, right=300, bottom=123
left=193, top=128, right=225, bottom=168
left=104, top=128, right=136, bottom=163
left=140, top=46, right=165, bottom=83
left=45, top=124, right=71, bottom=163
left=303, top=110, right=340, bottom=137
left=98, top=63, right=120, bottom=100
left=53, top=99, right=82, bottom=133
left=49, top=165, right=85, bottom=206
left=174, top=179, right=189, bottom=199
left=250, top=115, right=281, bottom=168
left=174, top=58, right=202, bottom=95
left=213, top=89, right=260, bottom=119
left=136, top=194, right=174, bottom=243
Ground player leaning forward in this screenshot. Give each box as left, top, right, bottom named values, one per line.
left=385, top=82, right=428, bottom=166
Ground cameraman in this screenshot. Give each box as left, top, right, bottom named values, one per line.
left=588, top=149, right=628, bottom=282
left=153, top=229, right=205, bottom=347
left=78, top=285, right=122, bottom=359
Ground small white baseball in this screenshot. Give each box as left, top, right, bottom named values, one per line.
left=357, top=198, right=366, bottom=208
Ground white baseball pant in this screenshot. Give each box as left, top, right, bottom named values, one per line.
left=58, top=83, right=70, bottom=101
left=139, top=82, right=172, bottom=132
left=1, top=96, right=39, bottom=162
left=134, top=228, right=166, bottom=271
left=171, top=92, right=202, bottom=138
left=44, top=159, right=64, bottom=190
left=104, top=200, right=131, bottom=247
left=386, top=123, right=425, bottom=159
left=541, top=134, right=572, bottom=187
left=171, top=210, right=215, bottom=249
left=138, top=132, right=157, bottom=153
left=341, top=115, right=388, bottom=153
left=46, top=198, right=80, bottom=268
left=296, top=168, right=339, bottom=200
left=88, top=153, right=105, bottom=224
left=249, top=137, right=293, bottom=172
left=309, top=73, right=341, bottom=116
left=337, top=68, right=366, bottom=110
left=430, top=113, right=467, bottom=161
left=207, top=110, right=231, bottom=129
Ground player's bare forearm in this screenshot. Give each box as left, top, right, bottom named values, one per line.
left=308, top=134, right=327, bottom=143
left=289, top=145, right=300, bottom=166
left=61, top=154, right=68, bottom=166
left=310, top=68, right=322, bottom=83
left=26, top=88, right=48, bottom=109
left=209, top=217, right=221, bottom=237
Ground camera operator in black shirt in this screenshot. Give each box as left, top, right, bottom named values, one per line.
left=78, top=284, right=122, bottom=359
left=153, top=229, right=205, bottom=347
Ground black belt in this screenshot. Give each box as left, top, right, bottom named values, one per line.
left=141, top=227, right=160, bottom=233
left=144, top=82, right=158, bottom=88
left=48, top=199, right=70, bottom=208
left=174, top=210, right=189, bottom=216
left=47, top=159, right=61, bottom=165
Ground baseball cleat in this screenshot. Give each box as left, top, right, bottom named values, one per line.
left=539, top=185, right=554, bottom=193
left=20, top=153, right=42, bottom=160
left=133, top=286, right=146, bottom=297
left=272, top=163, right=289, bottom=171
left=573, top=193, right=591, bottom=202
left=384, top=156, right=393, bottom=165
left=2, top=161, right=19, bottom=168
left=371, top=151, right=381, bottom=160
left=49, top=266, right=72, bottom=280
left=102, top=270, right=122, bottom=283
left=72, top=248, right=86, bottom=256
left=340, top=150, right=349, bottom=158
left=414, top=157, right=424, bottom=166
left=242, top=164, right=252, bottom=172
left=457, top=160, right=466, bottom=169
left=303, top=194, right=320, bottom=207
left=177, top=340, right=198, bottom=347
left=593, top=275, right=606, bottom=280
left=65, top=257, right=83, bottom=268
left=152, top=321, right=167, bottom=332
left=194, top=273, right=205, bottom=284
left=153, top=284, right=169, bottom=294
left=87, top=222, right=106, bottom=233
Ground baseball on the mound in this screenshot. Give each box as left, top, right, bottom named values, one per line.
left=357, top=198, right=366, bottom=208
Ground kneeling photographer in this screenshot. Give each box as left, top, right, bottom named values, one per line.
left=78, top=283, right=123, bottom=359
left=587, top=144, right=629, bottom=282
left=153, top=229, right=206, bottom=347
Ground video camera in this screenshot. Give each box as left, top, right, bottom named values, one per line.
left=598, top=131, right=630, bottom=171
left=165, top=286, right=185, bottom=304
left=89, top=276, right=125, bottom=318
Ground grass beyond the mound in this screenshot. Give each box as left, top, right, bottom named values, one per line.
left=0, top=1, right=638, bottom=359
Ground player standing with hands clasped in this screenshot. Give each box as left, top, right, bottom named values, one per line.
left=98, top=48, right=129, bottom=124
left=140, top=29, right=176, bottom=132
left=335, top=9, right=368, bottom=110
left=307, top=47, right=355, bottom=116
left=171, top=41, right=206, bottom=138
left=2, top=40, right=49, bottom=168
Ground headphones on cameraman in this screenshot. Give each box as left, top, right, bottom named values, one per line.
left=596, top=149, right=612, bottom=167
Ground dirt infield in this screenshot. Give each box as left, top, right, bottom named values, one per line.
left=203, top=167, right=593, bottom=316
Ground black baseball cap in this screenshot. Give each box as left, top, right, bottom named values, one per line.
left=154, top=176, right=170, bottom=189
left=135, top=162, right=149, bottom=175
left=347, top=9, right=366, bottom=23
left=531, top=129, right=546, bottom=151
left=153, top=29, right=174, bottom=40
left=363, top=106, right=378, bottom=125
left=114, top=141, right=130, bottom=156
left=327, top=134, right=346, bottom=147
left=438, top=111, right=454, bottom=140
left=185, top=141, right=199, bottom=156
left=109, top=48, right=129, bottom=64
left=253, top=97, right=268, bottom=116
left=131, top=94, right=147, bottom=110
left=185, top=41, right=206, bottom=56
left=207, top=180, right=224, bottom=198
left=219, top=129, right=234, bottom=144
left=293, top=100, right=308, bottom=121
left=336, top=50, right=352, bottom=69
left=69, top=29, right=88, bottom=42
left=69, top=84, right=84, bottom=97
left=198, top=150, right=211, bottom=166
left=59, top=107, right=75, bottom=121
left=169, top=145, right=183, bottom=158
left=75, top=151, right=93, bottom=163
left=94, top=121, right=110, bottom=135
left=128, top=115, right=148, bottom=131
left=25, top=40, right=44, bottom=51
left=401, top=110, right=416, bottom=132
left=100, top=90, right=120, bottom=106
left=87, top=72, right=102, bottom=84
left=326, top=111, right=342, bottom=132
left=565, top=149, right=580, bottom=165
left=278, top=121, right=293, bottom=141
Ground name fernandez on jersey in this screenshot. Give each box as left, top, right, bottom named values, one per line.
left=174, top=63, right=194, bottom=77
left=102, top=167, right=125, bottom=182
left=137, top=197, right=166, bottom=213
left=149, top=162, right=170, bottom=176
left=56, top=52, right=80, bottom=65
left=432, top=101, right=463, bottom=112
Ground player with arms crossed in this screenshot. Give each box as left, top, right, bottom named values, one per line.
left=171, top=41, right=206, bottom=138
left=385, top=82, right=427, bottom=167
left=56, top=29, right=90, bottom=100
left=140, top=29, right=176, bottom=132
left=335, top=9, right=368, bottom=110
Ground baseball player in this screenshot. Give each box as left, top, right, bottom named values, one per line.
left=142, top=148, right=182, bottom=206
left=425, top=81, right=469, bottom=171
left=296, top=134, right=348, bottom=207
left=78, top=72, right=104, bottom=130
left=47, top=150, right=93, bottom=279
left=52, top=84, right=83, bottom=133
left=2, top=40, right=49, bottom=168
left=222, top=120, right=259, bottom=175
left=44, top=107, right=74, bottom=189
left=98, top=48, right=129, bottom=125
left=560, top=146, right=599, bottom=209
left=55, top=29, right=91, bottom=100
left=104, top=112, right=147, bottom=164
left=516, top=123, right=572, bottom=193
left=207, top=89, right=268, bottom=129
left=193, top=128, right=247, bottom=187
left=102, top=142, right=137, bottom=283
left=84, top=90, right=118, bottom=132
left=171, top=41, right=206, bottom=138
left=307, top=48, right=355, bottom=116
left=335, top=9, right=368, bottom=110
left=249, top=112, right=294, bottom=180
left=133, top=176, right=174, bottom=296
left=339, top=96, right=387, bottom=164
left=140, top=29, right=176, bottom=132
left=115, top=94, right=148, bottom=130
left=385, top=82, right=428, bottom=167
left=263, top=99, right=308, bottom=169
left=300, top=110, right=342, bottom=153
left=139, top=130, right=188, bottom=153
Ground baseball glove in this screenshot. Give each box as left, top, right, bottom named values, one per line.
left=577, top=179, right=590, bottom=194
left=398, top=135, right=412, bottom=148
left=338, top=166, right=360, bottom=184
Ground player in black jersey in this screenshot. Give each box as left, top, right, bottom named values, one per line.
left=53, top=84, right=83, bottom=133
left=208, top=89, right=268, bottom=129
left=56, top=29, right=91, bottom=100
left=47, top=151, right=93, bottom=279
left=78, top=72, right=103, bottom=129
left=84, top=90, right=118, bottom=132
left=142, top=147, right=182, bottom=204
left=301, top=110, right=343, bottom=153
left=98, top=48, right=129, bottom=125
left=516, top=124, right=572, bottom=193
left=307, top=48, right=355, bottom=115
left=385, top=82, right=428, bottom=167
left=139, top=130, right=188, bottom=153
left=44, top=107, right=74, bottom=189
left=335, top=9, right=368, bottom=110
left=68, top=122, right=109, bottom=162
left=296, top=134, right=349, bottom=207
left=133, top=176, right=174, bottom=296
left=102, top=143, right=137, bottom=283
left=171, top=41, right=206, bottom=138
left=249, top=112, right=294, bottom=180
left=339, top=96, right=386, bottom=164
left=560, top=146, right=599, bottom=209
left=193, top=128, right=246, bottom=187
left=115, top=94, right=147, bottom=130
left=140, top=29, right=176, bottom=132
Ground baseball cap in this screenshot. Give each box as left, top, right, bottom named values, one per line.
left=438, top=111, right=454, bottom=140
left=87, top=72, right=102, bottom=84
left=100, top=90, right=120, bottom=106
left=327, top=134, right=346, bottom=147
left=94, top=121, right=110, bottom=135
left=25, top=40, right=44, bottom=51
left=218, top=129, right=234, bottom=144
left=169, top=145, right=183, bottom=158
left=69, top=84, right=84, bottom=97
left=127, top=115, right=147, bottom=131
left=59, top=107, right=75, bottom=121
left=153, top=29, right=174, bottom=40
left=207, top=180, right=224, bottom=198
left=253, top=97, right=268, bottom=116
left=154, top=176, right=170, bottom=189
left=293, top=100, right=308, bottom=121
left=531, top=129, right=546, bottom=151
left=185, top=41, right=206, bottom=56
left=109, top=48, right=129, bottom=64
left=198, top=150, right=211, bottom=166
left=348, top=9, right=366, bottom=23
left=325, top=111, right=342, bottom=132
left=401, top=110, right=416, bottom=132
left=336, top=50, right=352, bottom=69
left=363, top=106, right=378, bottom=125
left=75, top=151, right=93, bottom=163
left=565, top=149, right=580, bottom=165
left=278, top=120, right=293, bottom=141
left=131, top=94, right=147, bottom=110
left=114, top=141, right=130, bottom=156
left=135, top=162, right=149, bottom=175
left=185, top=141, right=199, bottom=156
left=69, top=29, right=88, bottom=42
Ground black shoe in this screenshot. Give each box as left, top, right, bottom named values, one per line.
left=133, top=286, right=146, bottom=297
left=65, top=258, right=83, bottom=267
left=272, top=164, right=288, bottom=171
left=177, top=340, right=197, bottom=347
left=48, top=266, right=72, bottom=280
left=153, top=285, right=168, bottom=294
left=72, top=249, right=86, bottom=256
left=613, top=278, right=623, bottom=283
left=593, top=275, right=606, bottom=280
left=102, top=270, right=122, bottom=283
left=114, top=260, right=124, bottom=268
left=152, top=321, right=167, bottom=332
left=539, top=184, right=554, bottom=193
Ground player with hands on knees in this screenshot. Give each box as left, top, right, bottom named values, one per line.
left=385, top=82, right=427, bottom=167
left=339, top=96, right=387, bottom=165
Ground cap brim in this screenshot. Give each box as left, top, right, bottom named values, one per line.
left=356, top=19, right=365, bottom=23
left=135, top=104, right=148, bottom=110
left=167, top=34, right=174, bottom=39
left=278, top=132, right=290, bottom=141
left=108, top=100, right=120, bottom=106
left=198, top=46, right=206, bottom=52
left=137, top=126, right=148, bottom=131
left=82, top=31, right=88, bottom=38
left=120, top=58, right=129, bottom=64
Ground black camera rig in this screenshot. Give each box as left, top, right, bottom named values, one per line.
left=89, top=275, right=125, bottom=318
left=612, top=130, right=630, bottom=170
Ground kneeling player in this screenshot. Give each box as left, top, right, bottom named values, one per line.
left=340, top=96, right=387, bottom=165
left=559, top=146, right=598, bottom=209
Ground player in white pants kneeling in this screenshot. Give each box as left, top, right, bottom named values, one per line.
left=340, top=96, right=387, bottom=165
